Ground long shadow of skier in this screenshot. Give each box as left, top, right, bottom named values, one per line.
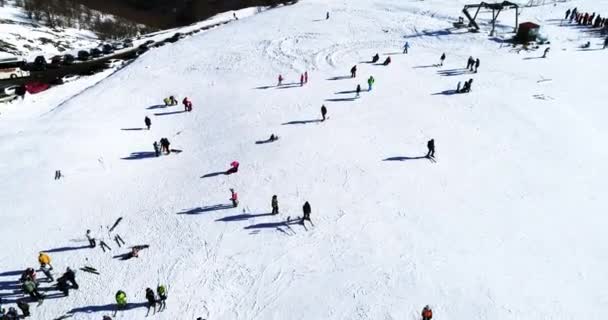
left=121, top=152, right=157, bottom=160
left=282, top=119, right=323, bottom=125
left=68, top=302, right=147, bottom=314
left=216, top=212, right=274, bottom=222
left=120, top=128, right=145, bottom=131
left=0, top=270, right=25, bottom=277
left=42, top=245, right=91, bottom=253
left=327, top=76, right=351, bottom=81
left=177, top=204, right=233, bottom=215
left=437, top=68, right=470, bottom=76
left=154, top=110, right=187, bottom=116
left=335, top=90, right=357, bottom=94
left=383, top=156, right=431, bottom=161
left=431, top=90, right=459, bottom=96
left=200, top=171, right=227, bottom=178
left=146, top=104, right=167, bottom=110
left=325, top=97, right=357, bottom=102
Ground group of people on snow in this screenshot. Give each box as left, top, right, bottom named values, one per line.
left=466, top=56, right=480, bottom=73
left=153, top=138, right=171, bottom=156
left=565, top=7, right=608, bottom=29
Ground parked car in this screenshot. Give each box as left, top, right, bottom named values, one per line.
left=50, top=55, right=63, bottom=67
left=104, top=59, right=124, bottom=68
left=61, top=74, right=79, bottom=83
left=143, top=40, right=154, bottom=46
left=112, top=42, right=125, bottom=50
left=31, top=56, right=47, bottom=71
left=77, top=50, right=90, bottom=61
left=102, top=44, right=114, bottom=54
left=1, top=85, right=19, bottom=96
left=123, top=39, right=134, bottom=48
left=90, top=48, right=102, bottom=58
left=24, top=82, right=49, bottom=94
left=63, top=54, right=75, bottom=65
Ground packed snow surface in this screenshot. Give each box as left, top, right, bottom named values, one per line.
left=1, top=0, right=607, bottom=319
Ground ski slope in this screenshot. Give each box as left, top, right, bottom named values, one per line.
left=1, top=0, right=607, bottom=319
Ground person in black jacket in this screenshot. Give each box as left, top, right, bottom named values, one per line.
left=321, top=105, right=327, bottom=121
left=63, top=267, right=78, bottom=289
left=145, top=288, right=157, bottom=315
left=302, top=201, right=311, bottom=223
left=144, top=116, right=151, bottom=130
left=426, top=139, right=435, bottom=158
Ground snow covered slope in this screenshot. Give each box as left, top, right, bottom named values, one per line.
left=1, top=0, right=607, bottom=319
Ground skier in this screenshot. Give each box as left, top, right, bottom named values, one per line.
left=20, top=268, right=36, bottom=283
left=38, top=252, right=52, bottom=270
left=565, top=9, right=571, bottom=20
left=542, top=47, right=550, bottom=58
left=157, top=285, right=167, bottom=311
left=16, top=300, right=29, bottom=318
left=5, top=307, right=17, bottom=320
left=269, top=134, right=278, bottom=142
left=371, top=53, right=380, bottom=63
left=226, top=161, right=239, bottom=174
left=300, top=74, right=304, bottom=86
left=145, top=116, right=151, bottom=130
left=382, top=56, right=391, bottom=66
left=467, top=56, right=474, bottom=71
left=160, top=138, right=171, bottom=155
left=182, top=97, right=192, bottom=112
left=302, top=201, right=311, bottom=224
left=271, top=195, right=279, bottom=215
left=467, top=78, right=474, bottom=92
left=163, top=97, right=171, bottom=106
left=456, top=81, right=461, bottom=93
left=603, top=37, right=608, bottom=49
left=22, top=279, right=43, bottom=301
left=403, top=41, right=410, bottom=54
left=426, top=139, right=435, bottom=158
left=321, top=105, right=327, bottom=121
left=115, top=290, right=127, bottom=312
left=356, top=84, right=362, bottom=97
left=421, top=305, right=433, bottom=320
left=170, top=96, right=178, bottom=106
left=326, top=11, right=330, bottom=20
left=440, top=53, right=446, bottom=66
left=230, top=188, right=239, bottom=208
left=153, top=141, right=160, bottom=157
left=304, top=71, right=308, bottom=84
left=350, top=65, right=357, bottom=78
left=40, top=263, right=53, bottom=282
left=474, top=58, right=480, bottom=73
left=54, top=170, right=62, bottom=180
left=145, top=288, right=157, bottom=315
left=277, top=74, right=283, bottom=86
left=367, top=76, right=375, bottom=91
left=63, top=267, right=78, bottom=289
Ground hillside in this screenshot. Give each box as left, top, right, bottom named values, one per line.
left=0, top=0, right=607, bottom=319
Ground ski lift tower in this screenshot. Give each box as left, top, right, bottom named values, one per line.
left=462, top=1, right=520, bottom=36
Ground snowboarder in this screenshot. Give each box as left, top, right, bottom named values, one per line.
left=157, top=285, right=167, bottom=311
left=367, top=76, right=375, bottom=91
left=305, top=71, right=308, bottom=84
left=277, top=74, right=283, bottom=86
left=474, top=58, right=480, bottom=73
left=271, top=195, right=279, bottom=215
left=302, top=201, right=311, bottom=224
left=145, top=288, right=157, bottom=315
left=350, top=65, right=357, bottom=78
left=226, top=161, right=239, bottom=174
left=230, top=189, right=239, bottom=208
left=145, top=116, right=151, bottom=130
left=63, top=267, right=78, bottom=289
left=403, top=41, right=410, bottom=54
left=16, top=300, right=29, bottom=318
left=321, top=105, right=327, bottom=121
left=542, top=47, right=550, bottom=58
left=382, top=56, right=391, bottom=66
left=426, top=139, right=435, bottom=158
left=356, top=84, right=362, bottom=97
left=371, top=53, right=380, bottom=63
left=38, top=252, right=52, bottom=270
left=115, top=290, right=127, bottom=313
left=86, top=229, right=97, bottom=248
left=54, top=170, right=62, bottom=180
left=300, top=74, right=304, bottom=86
left=422, top=305, right=433, bottom=320
left=153, top=141, right=160, bottom=157
left=440, top=53, right=446, bottom=66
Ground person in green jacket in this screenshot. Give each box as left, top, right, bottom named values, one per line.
left=157, top=285, right=167, bottom=311
left=115, top=290, right=127, bottom=312
left=367, top=76, right=375, bottom=91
